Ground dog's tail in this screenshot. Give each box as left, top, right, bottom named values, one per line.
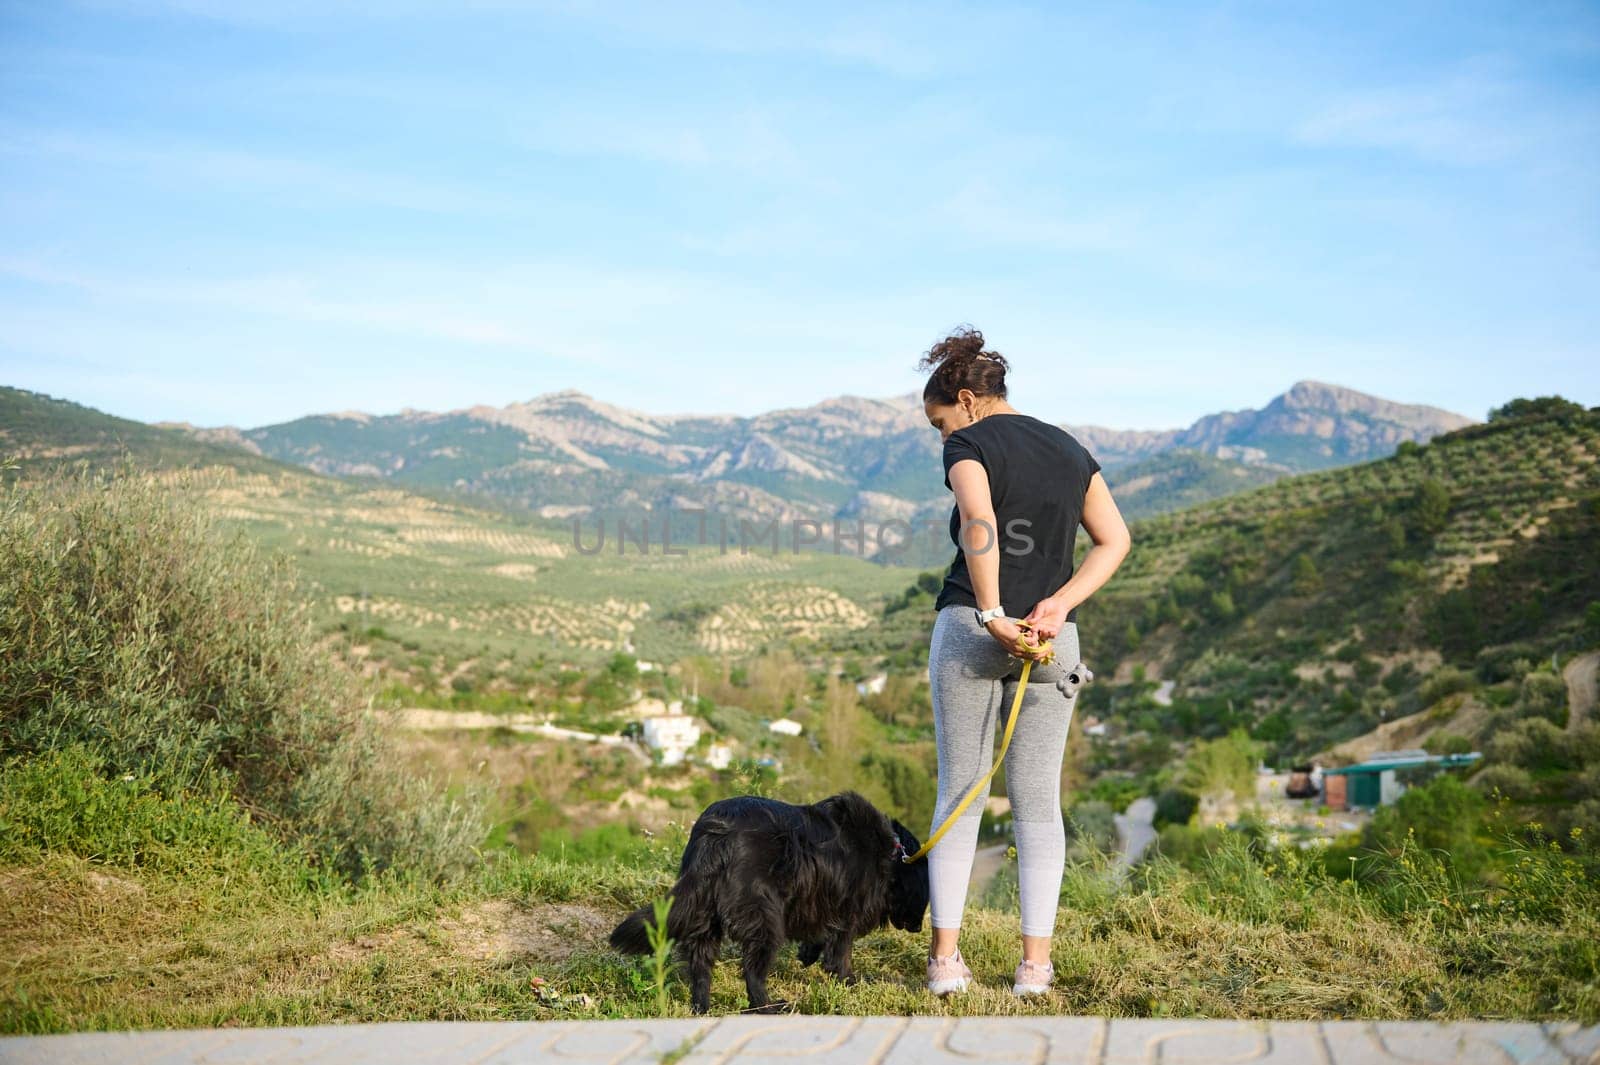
left=608, top=905, right=658, bottom=954
left=609, top=834, right=726, bottom=954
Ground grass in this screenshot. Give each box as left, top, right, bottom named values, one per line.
left=3, top=748, right=1596, bottom=1032
left=3, top=736, right=1596, bottom=1030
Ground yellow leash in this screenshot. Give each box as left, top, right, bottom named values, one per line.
left=901, top=619, right=1054, bottom=865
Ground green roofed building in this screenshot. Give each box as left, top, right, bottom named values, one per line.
left=1321, top=750, right=1482, bottom=811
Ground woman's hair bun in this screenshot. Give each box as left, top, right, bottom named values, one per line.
left=917, top=325, right=1008, bottom=404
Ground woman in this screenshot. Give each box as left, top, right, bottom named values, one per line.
left=917, top=326, right=1131, bottom=997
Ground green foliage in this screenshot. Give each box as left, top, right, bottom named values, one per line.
left=0, top=464, right=486, bottom=884
left=1419, top=666, right=1474, bottom=706
left=1209, top=590, right=1237, bottom=620
left=1422, top=733, right=1474, bottom=756
left=1412, top=478, right=1452, bottom=536
left=1176, top=729, right=1262, bottom=801
left=645, top=895, right=676, bottom=1018
left=1471, top=763, right=1535, bottom=801
left=857, top=749, right=937, bottom=831
left=1065, top=799, right=1117, bottom=852
left=1153, top=787, right=1199, bottom=828
left=1361, top=775, right=1489, bottom=879
left=0, top=745, right=318, bottom=889
left=1078, top=773, right=1151, bottom=813
left=1517, top=670, right=1568, bottom=727
left=1488, top=396, right=1587, bottom=423
left=1488, top=719, right=1594, bottom=774
left=538, top=822, right=655, bottom=865
left=1290, top=553, right=1323, bottom=596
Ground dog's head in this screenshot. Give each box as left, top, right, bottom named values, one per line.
left=887, top=819, right=930, bottom=932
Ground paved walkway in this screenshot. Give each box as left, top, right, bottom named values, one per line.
left=4, top=1016, right=1596, bottom=1064
left=1113, top=796, right=1157, bottom=874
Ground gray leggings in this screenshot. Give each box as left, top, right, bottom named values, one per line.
left=926, top=604, right=1080, bottom=937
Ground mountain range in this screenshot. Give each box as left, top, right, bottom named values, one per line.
left=0, top=379, right=1474, bottom=567
left=148, top=380, right=1472, bottom=563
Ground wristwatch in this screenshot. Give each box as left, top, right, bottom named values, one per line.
left=974, top=605, right=1006, bottom=626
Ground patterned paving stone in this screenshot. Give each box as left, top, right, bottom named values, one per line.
left=882, top=1017, right=1106, bottom=1064
left=2, top=1017, right=1596, bottom=1065
left=677, top=1017, right=908, bottom=1065
left=1320, top=1020, right=1581, bottom=1064
left=1100, top=1018, right=1325, bottom=1064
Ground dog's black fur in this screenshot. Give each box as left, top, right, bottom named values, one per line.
left=609, top=790, right=929, bottom=1014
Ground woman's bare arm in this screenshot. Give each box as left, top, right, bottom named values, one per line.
left=1022, top=471, right=1132, bottom=639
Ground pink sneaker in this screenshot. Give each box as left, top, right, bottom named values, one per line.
left=1012, top=958, right=1053, bottom=996
left=926, top=948, right=972, bottom=996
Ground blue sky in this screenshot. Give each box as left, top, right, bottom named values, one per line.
left=2, top=1, right=1596, bottom=431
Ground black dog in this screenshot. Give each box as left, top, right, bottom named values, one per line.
left=609, top=791, right=929, bottom=1014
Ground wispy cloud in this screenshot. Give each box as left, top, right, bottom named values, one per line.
left=940, top=178, right=1137, bottom=255
left=0, top=127, right=522, bottom=214
left=0, top=257, right=542, bottom=349
left=70, top=0, right=956, bottom=76
left=1292, top=61, right=1592, bottom=167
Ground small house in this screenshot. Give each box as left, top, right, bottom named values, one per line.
left=1321, top=750, right=1481, bottom=811
left=642, top=708, right=701, bottom=766
left=855, top=673, right=888, bottom=696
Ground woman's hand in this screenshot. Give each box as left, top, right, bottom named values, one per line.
left=1019, top=596, right=1070, bottom=641
left=984, top=617, right=1052, bottom=662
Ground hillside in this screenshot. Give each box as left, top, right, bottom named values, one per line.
left=0, top=386, right=923, bottom=677
left=0, top=386, right=292, bottom=478
left=1104, top=448, right=1285, bottom=522
left=1053, top=399, right=1597, bottom=763
left=149, top=380, right=1472, bottom=556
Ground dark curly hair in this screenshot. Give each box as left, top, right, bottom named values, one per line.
left=917, top=325, right=1009, bottom=406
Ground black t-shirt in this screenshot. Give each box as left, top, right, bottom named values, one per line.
left=934, top=412, right=1102, bottom=622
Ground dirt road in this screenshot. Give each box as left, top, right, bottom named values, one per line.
left=1114, top=796, right=1157, bottom=874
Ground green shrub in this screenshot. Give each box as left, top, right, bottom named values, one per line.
left=1412, top=479, right=1451, bottom=535
left=1517, top=670, right=1569, bottom=727
left=1423, top=732, right=1474, bottom=756
left=1078, top=773, right=1149, bottom=813
left=1064, top=799, right=1116, bottom=853
left=1488, top=718, right=1578, bottom=773
left=1368, top=774, right=1489, bottom=875
left=1153, top=787, right=1199, bottom=828
left=539, top=822, right=654, bottom=865
left=1176, top=729, right=1262, bottom=801
left=1419, top=666, right=1474, bottom=706
left=0, top=464, right=486, bottom=884
left=1472, top=763, right=1535, bottom=801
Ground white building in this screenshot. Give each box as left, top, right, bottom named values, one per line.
left=705, top=744, right=734, bottom=770
left=855, top=673, right=888, bottom=696
left=768, top=718, right=803, bottom=737
left=643, top=708, right=701, bottom=766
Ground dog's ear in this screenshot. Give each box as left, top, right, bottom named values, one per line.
left=814, top=791, right=867, bottom=826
